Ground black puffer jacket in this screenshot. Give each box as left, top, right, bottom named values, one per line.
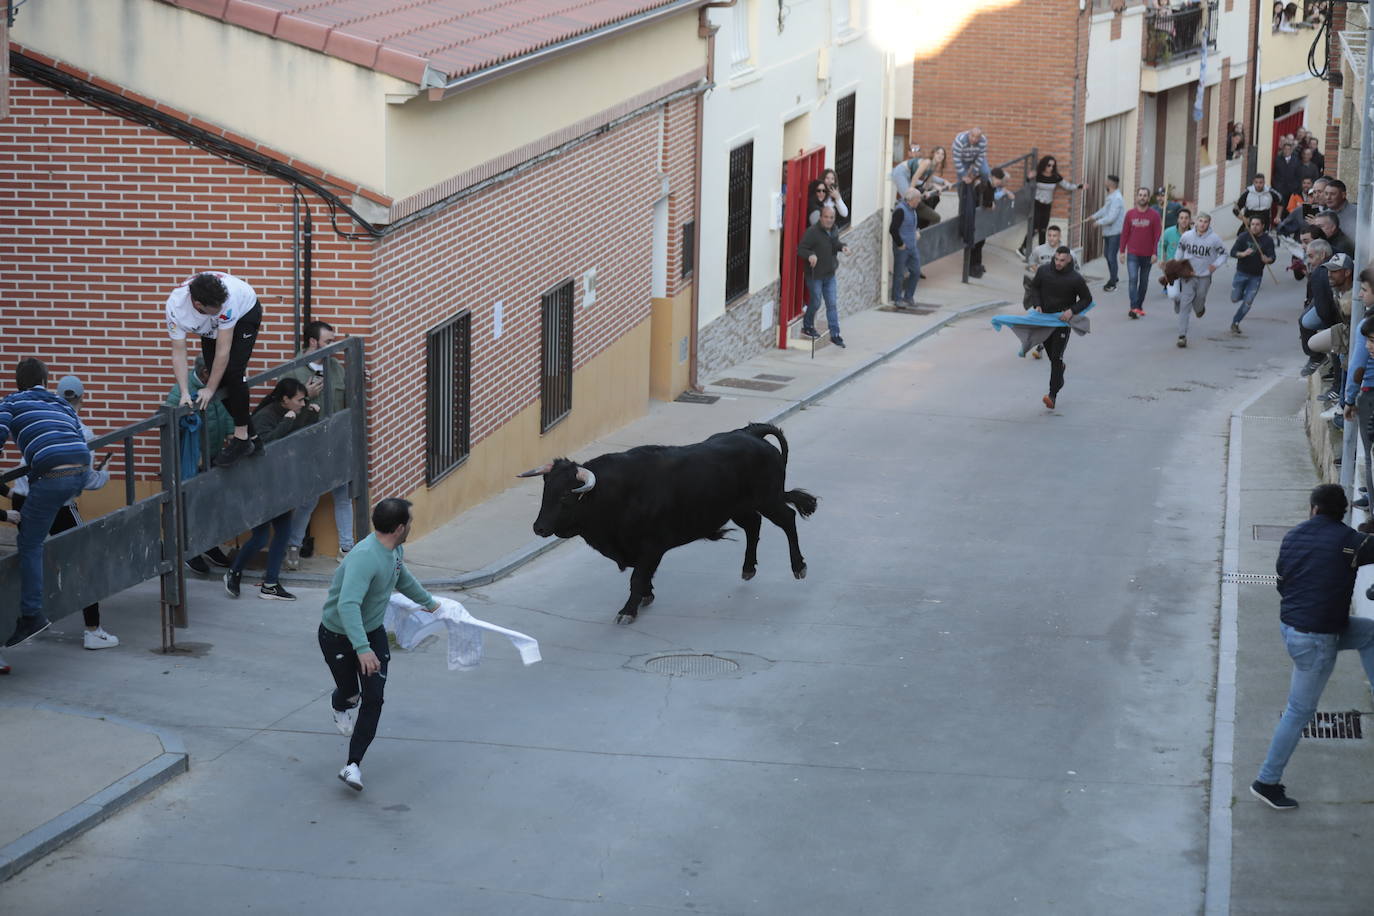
left=1276, top=515, right=1374, bottom=633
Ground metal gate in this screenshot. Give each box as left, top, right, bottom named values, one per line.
left=778, top=146, right=827, bottom=348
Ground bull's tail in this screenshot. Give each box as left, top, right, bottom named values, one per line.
left=785, top=489, right=818, bottom=518
left=744, top=422, right=789, bottom=466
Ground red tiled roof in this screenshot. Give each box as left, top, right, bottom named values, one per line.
left=159, top=0, right=702, bottom=87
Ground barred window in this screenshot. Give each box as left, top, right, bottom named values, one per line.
left=725, top=142, right=754, bottom=302
left=425, top=311, right=472, bottom=485
left=540, top=281, right=574, bottom=432
left=834, top=93, right=856, bottom=229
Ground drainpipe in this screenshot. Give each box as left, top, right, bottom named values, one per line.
left=689, top=0, right=737, bottom=391
left=292, top=194, right=302, bottom=353
left=302, top=206, right=314, bottom=336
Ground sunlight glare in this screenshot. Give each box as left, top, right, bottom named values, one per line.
left=867, top=0, right=1022, bottom=59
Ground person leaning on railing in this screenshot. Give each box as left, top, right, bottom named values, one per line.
left=166, top=354, right=236, bottom=575
left=221, top=377, right=320, bottom=603
left=0, top=357, right=94, bottom=649
left=283, top=320, right=356, bottom=570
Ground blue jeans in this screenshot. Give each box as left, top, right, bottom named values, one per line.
left=1258, top=620, right=1374, bottom=784
left=1231, top=272, right=1263, bottom=324
left=289, top=484, right=355, bottom=552
left=18, top=473, right=86, bottom=617
left=804, top=274, right=840, bottom=338
left=1126, top=254, right=1152, bottom=311
left=231, top=510, right=293, bottom=585
left=891, top=246, right=920, bottom=303
left=1103, top=235, right=1121, bottom=285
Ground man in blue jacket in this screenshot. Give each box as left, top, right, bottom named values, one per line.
left=1253, top=484, right=1374, bottom=810
left=1087, top=175, right=1125, bottom=292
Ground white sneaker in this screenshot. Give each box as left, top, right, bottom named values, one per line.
left=332, top=705, right=357, bottom=737
left=336, top=547, right=352, bottom=563
left=338, top=763, right=363, bottom=791
left=83, top=628, right=120, bottom=650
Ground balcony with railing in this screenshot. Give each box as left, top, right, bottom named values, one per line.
left=1143, top=2, right=1219, bottom=67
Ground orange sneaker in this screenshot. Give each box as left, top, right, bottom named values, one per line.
left=1042, top=395, right=1056, bottom=409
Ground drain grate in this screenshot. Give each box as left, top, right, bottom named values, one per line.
left=1245, top=415, right=1306, bottom=423
left=644, top=654, right=741, bottom=678
left=713, top=378, right=786, bottom=392
left=675, top=391, right=720, bottom=405
left=880, top=304, right=937, bottom=315
left=754, top=373, right=795, bottom=382
left=1222, top=572, right=1280, bottom=584
left=1252, top=525, right=1292, bottom=542
left=1301, top=711, right=1364, bottom=739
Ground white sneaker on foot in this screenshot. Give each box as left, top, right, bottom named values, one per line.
left=332, top=705, right=357, bottom=737
left=83, top=628, right=120, bottom=650
left=338, top=763, right=363, bottom=791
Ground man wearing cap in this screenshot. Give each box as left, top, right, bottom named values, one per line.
left=0, top=358, right=94, bottom=648
left=165, top=271, right=264, bottom=468
left=6, top=375, right=119, bottom=651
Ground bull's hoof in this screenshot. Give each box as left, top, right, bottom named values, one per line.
left=793, top=564, right=807, bottom=580
left=742, top=567, right=756, bottom=581
left=615, top=612, right=637, bottom=625
left=640, top=594, right=655, bottom=607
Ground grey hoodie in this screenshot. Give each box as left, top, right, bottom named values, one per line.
left=1174, top=228, right=1228, bottom=277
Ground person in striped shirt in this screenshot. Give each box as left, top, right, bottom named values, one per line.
left=951, top=127, right=991, bottom=183
left=0, top=358, right=93, bottom=648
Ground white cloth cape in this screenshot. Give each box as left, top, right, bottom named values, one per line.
left=385, top=594, right=541, bottom=670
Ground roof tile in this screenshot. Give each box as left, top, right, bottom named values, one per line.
left=159, top=0, right=696, bottom=85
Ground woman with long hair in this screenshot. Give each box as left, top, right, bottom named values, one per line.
left=819, top=168, right=849, bottom=223
left=1028, top=154, right=1086, bottom=252
left=806, top=178, right=830, bottom=226
left=223, top=377, right=319, bottom=602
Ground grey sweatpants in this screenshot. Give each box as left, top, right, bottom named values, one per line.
left=1176, top=274, right=1213, bottom=337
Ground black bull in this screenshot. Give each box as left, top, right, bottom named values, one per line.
left=518, top=423, right=818, bottom=624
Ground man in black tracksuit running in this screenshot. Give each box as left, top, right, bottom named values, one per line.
left=1026, top=246, right=1093, bottom=410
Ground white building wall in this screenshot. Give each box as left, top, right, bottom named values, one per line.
left=697, top=0, right=886, bottom=335
left=1086, top=7, right=1144, bottom=124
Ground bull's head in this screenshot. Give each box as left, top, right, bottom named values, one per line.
left=517, top=458, right=596, bottom=538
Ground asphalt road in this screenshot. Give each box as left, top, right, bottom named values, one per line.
left=0, top=269, right=1301, bottom=914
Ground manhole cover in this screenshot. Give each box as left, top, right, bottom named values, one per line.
left=1301, top=711, right=1364, bottom=739
left=1252, top=525, right=1292, bottom=542
left=644, top=654, right=741, bottom=677
left=675, top=391, right=719, bottom=404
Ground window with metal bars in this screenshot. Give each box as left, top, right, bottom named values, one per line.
left=725, top=141, right=753, bottom=302
left=682, top=219, right=695, bottom=279
left=424, top=311, right=472, bottom=485
left=834, top=93, right=855, bottom=229
left=540, top=281, right=574, bottom=432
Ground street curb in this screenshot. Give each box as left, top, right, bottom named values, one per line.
left=0, top=700, right=188, bottom=883
left=371, top=298, right=1006, bottom=592
left=1205, top=373, right=1288, bottom=916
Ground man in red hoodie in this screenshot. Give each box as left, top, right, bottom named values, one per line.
left=1120, top=186, right=1163, bottom=319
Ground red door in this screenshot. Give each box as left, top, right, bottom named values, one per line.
left=779, top=146, right=827, bottom=348
left=1272, top=110, right=1305, bottom=164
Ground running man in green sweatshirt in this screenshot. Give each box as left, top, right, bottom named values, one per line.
left=319, top=497, right=438, bottom=792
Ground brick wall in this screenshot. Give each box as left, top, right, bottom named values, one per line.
left=0, top=76, right=373, bottom=477
left=1, top=73, right=697, bottom=507
left=909, top=0, right=1088, bottom=243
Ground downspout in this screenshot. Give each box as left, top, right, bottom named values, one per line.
left=303, top=207, right=314, bottom=334
left=292, top=193, right=302, bottom=353
left=691, top=0, right=737, bottom=390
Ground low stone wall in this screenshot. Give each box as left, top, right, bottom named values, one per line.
left=697, top=211, right=882, bottom=381
left=1305, top=371, right=1341, bottom=485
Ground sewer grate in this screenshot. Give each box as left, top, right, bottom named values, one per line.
left=643, top=654, right=741, bottom=678
left=713, top=377, right=786, bottom=392
left=675, top=391, right=720, bottom=405
left=879, top=304, right=937, bottom=315
left=1253, top=525, right=1292, bottom=542
left=1244, top=415, right=1306, bottom=422
left=1301, top=711, right=1364, bottom=739
left=1221, top=572, right=1280, bottom=584
left=754, top=373, right=794, bottom=382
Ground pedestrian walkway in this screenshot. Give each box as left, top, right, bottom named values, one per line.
left=1223, top=375, right=1374, bottom=916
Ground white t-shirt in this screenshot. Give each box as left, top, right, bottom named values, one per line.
left=165, top=272, right=258, bottom=340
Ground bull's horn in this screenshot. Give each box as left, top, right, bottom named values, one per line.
left=515, top=463, right=553, bottom=478
left=571, top=466, right=596, bottom=493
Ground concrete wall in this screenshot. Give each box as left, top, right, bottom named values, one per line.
left=10, top=0, right=407, bottom=192
left=386, top=14, right=706, bottom=201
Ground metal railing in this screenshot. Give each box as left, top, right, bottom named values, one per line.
left=1143, top=2, right=1219, bottom=67
left=914, top=150, right=1038, bottom=284
left=0, top=337, right=369, bottom=651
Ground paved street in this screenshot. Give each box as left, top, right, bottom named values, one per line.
left=0, top=261, right=1308, bottom=913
